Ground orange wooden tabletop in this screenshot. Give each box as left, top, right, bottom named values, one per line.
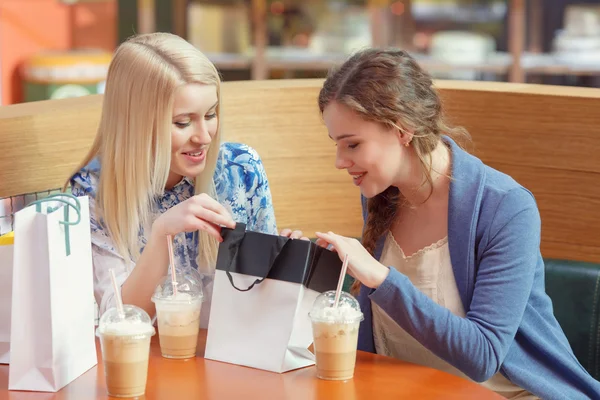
left=1, top=330, right=503, bottom=399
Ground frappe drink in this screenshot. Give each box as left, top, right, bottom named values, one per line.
left=152, top=272, right=203, bottom=359
left=309, top=291, right=364, bottom=381
left=96, top=305, right=155, bottom=398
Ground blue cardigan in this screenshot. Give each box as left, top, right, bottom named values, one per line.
left=357, top=137, right=600, bottom=399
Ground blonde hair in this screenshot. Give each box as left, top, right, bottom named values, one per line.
left=65, top=32, right=222, bottom=270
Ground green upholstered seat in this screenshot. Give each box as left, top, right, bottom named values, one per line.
left=545, top=259, right=600, bottom=380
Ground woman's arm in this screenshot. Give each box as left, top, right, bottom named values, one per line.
left=119, top=226, right=170, bottom=316
left=75, top=187, right=170, bottom=317
left=317, top=187, right=540, bottom=382
left=74, top=179, right=234, bottom=318
left=369, top=188, right=540, bottom=382
left=91, top=231, right=168, bottom=318
left=102, top=193, right=234, bottom=317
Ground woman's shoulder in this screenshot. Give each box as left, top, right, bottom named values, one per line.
left=70, top=158, right=101, bottom=199
left=447, top=137, right=538, bottom=237
left=214, top=142, right=270, bottom=203
left=449, top=136, right=537, bottom=213
left=218, top=142, right=263, bottom=167
left=215, top=142, right=265, bottom=180
left=480, top=163, right=537, bottom=215
left=464, top=159, right=540, bottom=244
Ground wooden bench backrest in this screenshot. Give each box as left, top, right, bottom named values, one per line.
left=1, top=79, right=599, bottom=263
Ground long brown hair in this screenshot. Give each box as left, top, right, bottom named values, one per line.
left=318, top=48, right=469, bottom=294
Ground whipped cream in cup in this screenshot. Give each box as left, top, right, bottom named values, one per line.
left=309, top=290, right=364, bottom=381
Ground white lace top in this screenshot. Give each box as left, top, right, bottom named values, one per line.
left=372, top=231, right=538, bottom=400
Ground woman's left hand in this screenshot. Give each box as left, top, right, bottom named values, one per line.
left=280, top=228, right=310, bottom=241
left=315, top=231, right=390, bottom=289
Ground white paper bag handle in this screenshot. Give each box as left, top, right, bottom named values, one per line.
left=28, top=193, right=81, bottom=256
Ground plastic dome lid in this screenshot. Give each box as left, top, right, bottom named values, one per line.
left=309, top=290, right=364, bottom=324
left=151, top=270, right=204, bottom=305
left=97, top=305, right=155, bottom=338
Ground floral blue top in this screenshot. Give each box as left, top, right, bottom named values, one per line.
left=71, top=142, right=277, bottom=319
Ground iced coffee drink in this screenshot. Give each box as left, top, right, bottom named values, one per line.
left=152, top=272, right=203, bottom=359
left=96, top=305, right=155, bottom=398
left=309, top=291, right=364, bottom=381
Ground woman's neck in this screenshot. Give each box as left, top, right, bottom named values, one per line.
left=165, top=172, right=184, bottom=190
left=394, top=140, right=451, bottom=208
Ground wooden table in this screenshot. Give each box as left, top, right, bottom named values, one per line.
left=1, top=330, right=503, bottom=399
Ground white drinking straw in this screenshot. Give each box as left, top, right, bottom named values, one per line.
left=334, top=254, right=349, bottom=308
left=167, top=235, right=178, bottom=296
left=110, top=268, right=125, bottom=319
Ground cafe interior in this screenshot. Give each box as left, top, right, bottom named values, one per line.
left=1, top=1, right=600, bottom=398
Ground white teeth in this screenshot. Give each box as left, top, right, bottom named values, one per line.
left=187, top=152, right=202, bottom=156
left=352, top=174, right=364, bottom=179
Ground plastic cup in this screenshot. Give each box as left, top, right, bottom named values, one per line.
left=96, top=305, right=155, bottom=398
left=151, top=271, right=204, bottom=359
left=309, top=290, right=364, bottom=381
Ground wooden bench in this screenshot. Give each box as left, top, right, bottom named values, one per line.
left=1, top=79, right=599, bottom=263
left=2, top=79, right=600, bottom=377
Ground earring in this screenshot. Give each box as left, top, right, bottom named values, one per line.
left=404, top=142, right=410, bottom=147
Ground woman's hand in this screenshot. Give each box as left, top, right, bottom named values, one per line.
left=153, top=193, right=236, bottom=242
left=280, top=228, right=310, bottom=241
left=315, top=231, right=390, bottom=289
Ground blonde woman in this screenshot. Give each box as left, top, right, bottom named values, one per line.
left=67, top=33, right=302, bottom=325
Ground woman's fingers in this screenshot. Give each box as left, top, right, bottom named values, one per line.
left=315, top=238, right=329, bottom=248
left=193, top=194, right=236, bottom=228
left=315, top=231, right=340, bottom=245
left=191, top=205, right=236, bottom=229
left=280, top=228, right=292, bottom=237
left=194, top=219, right=223, bottom=242
left=316, top=231, right=345, bottom=255
left=186, top=216, right=223, bottom=242
left=280, top=228, right=308, bottom=240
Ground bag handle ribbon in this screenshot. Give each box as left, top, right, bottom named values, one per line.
left=28, top=193, right=81, bottom=256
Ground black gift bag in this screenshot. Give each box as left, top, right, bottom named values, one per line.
left=205, top=223, right=343, bottom=373
left=217, top=223, right=342, bottom=293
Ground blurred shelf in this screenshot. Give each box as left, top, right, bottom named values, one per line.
left=525, top=66, right=600, bottom=76
left=265, top=48, right=345, bottom=70
left=412, top=2, right=507, bottom=23
left=522, top=53, right=600, bottom=76
left=210, top=48, right=514, bottom=74
left=210, top=48, right=600, bottom=78
left=206, top=53, right=253, bottom=70
left=269, top=51, right=514, bottom=74
left=133, top=0, right=600, bottom=83
left=251, top=0, right=531, bottom=82
left=413, top=52, right=512, bottom=74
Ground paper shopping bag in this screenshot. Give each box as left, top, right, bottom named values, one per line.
left=205, top=223, right=342, bottom=373
left=9, top=194, right=97, bottom=392
left=0, top=231, right=14, bottom=364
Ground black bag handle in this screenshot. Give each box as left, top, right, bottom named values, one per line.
left=223, top=226, right=290, bottom=292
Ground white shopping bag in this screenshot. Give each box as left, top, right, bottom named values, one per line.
left=205, top=223, right=342, bottom=373
left=9, top=194, right=97, bottom=392
left=0, top=231, right=14, bottom=364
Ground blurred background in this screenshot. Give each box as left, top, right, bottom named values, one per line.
left=1, top=0, right=600, bottom=106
